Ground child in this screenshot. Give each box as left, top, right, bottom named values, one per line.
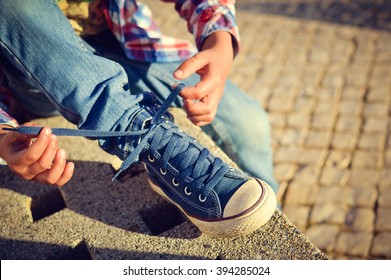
left=0, top=0, right=277, bottom=237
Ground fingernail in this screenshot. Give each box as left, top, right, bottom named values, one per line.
left=44, top=127, right=51, bottom=136
left=59, top=149, right=66, bottom=159
left=174, top=70, right=183, bottom=79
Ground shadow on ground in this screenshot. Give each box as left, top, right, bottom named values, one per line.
left=0, top=161, right=201, bottom=239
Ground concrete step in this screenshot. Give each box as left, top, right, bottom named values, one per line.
left=0, top=109, right=326, bottom=259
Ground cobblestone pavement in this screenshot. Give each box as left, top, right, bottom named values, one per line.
left=149, top=1, right=391, bottom=259
left=237, top=0, right=391, bottom=31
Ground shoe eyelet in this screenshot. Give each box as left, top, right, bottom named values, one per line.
left=160, top=168, right=166, bottom=175
left=198, top=194, right=207, bottom=202
left=148, top=155, right=155, bottom=162
left=172, top=178, right=179, bottom=186
left=184, top=187, right=192, bottom=196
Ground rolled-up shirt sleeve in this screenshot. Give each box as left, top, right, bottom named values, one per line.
left=169, top=0, right=240, bottom=56
left=0, top=103, right=18, bottom=128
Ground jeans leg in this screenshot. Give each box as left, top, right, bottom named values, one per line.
left=210, top=80, right=279, bottom=193
left=0, top=0, right=147, bottom=159
left=0, top=49, right=59, bottom=119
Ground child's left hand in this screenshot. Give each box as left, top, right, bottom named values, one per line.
left=173, top=31, right=234, bottom=126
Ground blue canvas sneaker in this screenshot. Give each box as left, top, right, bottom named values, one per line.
left=5, top=84, right=276, bottom=237
left=140, top=120, right=277, bottom=237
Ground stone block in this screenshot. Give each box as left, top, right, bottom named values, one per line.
left=274, top=163, right=297, bottom=182
left=271, top=127, right=285, bottom=149
left=379, top=169, right=391, bottom=189
left=268, top=96, right=294, bottom=113
left=247, top=85, right=272, bottom=106
left=293, top=97, right=316, bottom=114
left=363, top=117, right=389, bottom=134
left=352, top=150, right=381, bottom=168
left=291, top=165, right=320, bottom=184
left=345, top=74, right=368, bottom=88
left=364, top=103, right=389, bottom=117
left=284, top=182, right=320, bottom=206
left=335, top=232, right=373, bottom=258
left=371, top=233, right=391, bottom=258
left=339, top=100, right=363, bottom=116
left=316, top=88, right=335, bottom=101
left=331, top=133, right=358, bottom=150
left=344, top=208, right=375, bottom=232
left=315, top=101, right=335, bottom=114
left=379, top=189, right=391, bottom=207
left=320, top=166, right=350, bottom=186
left=335, top=116, right=362, bottom=133
left=282, top=206, right=310, bottom=231
left=316, top=187, right=349, bottom=205
left=305, top=130, right=332, bottom=148
left=286, top=113, right=311, bottom=129
left=280, top=128, right=304, bottom=146
left=384, top=150, right=391, bottom=167
left=310, top=203, right=348, bottom=225
left=322, top=76, right=344, bottom=88
left=306, top=224, right=339, bottom=253
left=312, top=113, right=336, bottom=130
left=367, top=87, right=391, bottom=103
left=268, top=113, right=286, bottom=128
left=358, top=134, right=385, bottom=151
left=297, top=148, right=326, bottom=166
left=347, top=188, right=378, bottom=208
left=376, top=208, right=391, bottom=231
left=349, top=168, right=379, bottom=188
left=274, top=146, right=301, bottom=163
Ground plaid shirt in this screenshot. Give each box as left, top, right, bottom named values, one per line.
left=0, top=107, right=17, bottom=128
left=102, top=0, right=240, bottom=62
left=0, top=0, right=240, bottom=125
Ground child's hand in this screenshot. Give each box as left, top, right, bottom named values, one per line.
left=0, top=123, right=74, bottom=186
left=174, top=31, right=234, bottom=126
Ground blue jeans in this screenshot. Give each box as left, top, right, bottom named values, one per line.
left=0, top=0, right=278, bottom=192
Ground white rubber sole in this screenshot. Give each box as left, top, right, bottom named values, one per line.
left=148, top=178, right=277, bottom=238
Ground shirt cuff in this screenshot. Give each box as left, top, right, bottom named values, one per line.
left=194, top=5, right=241, bottom=57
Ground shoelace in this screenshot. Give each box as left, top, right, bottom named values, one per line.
left=3, top=84, right=229, bottom=197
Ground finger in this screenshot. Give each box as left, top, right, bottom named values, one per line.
left=18, top=127, right=52, bottom=166
left=3, top=131, right=33, bottom=163
left=173, top=54, right=208, bottom=80
left=187, top=115, right=214, bottom=126
left=33, top=148, right=66, bottom=185
left=179, top=73, right=218, bottom=101
left=55, top=162, right=75, bottom=187
left=5, top=123, right=39, bottom=153
left=180, top=84, right=209, bottom=101
left=186, top=108, right=216, bottom=123
left=27, top=134, right=58, bottom=175
left=184, top=98, right=210, bottom=116
left=185, top=92, right=221, bottom=115
left=45, top=148, right=68, bottom=184
left=187, top=104, right=217, bottom=125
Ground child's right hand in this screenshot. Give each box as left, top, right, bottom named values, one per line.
left=0, top=123, right=74, bottom=186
